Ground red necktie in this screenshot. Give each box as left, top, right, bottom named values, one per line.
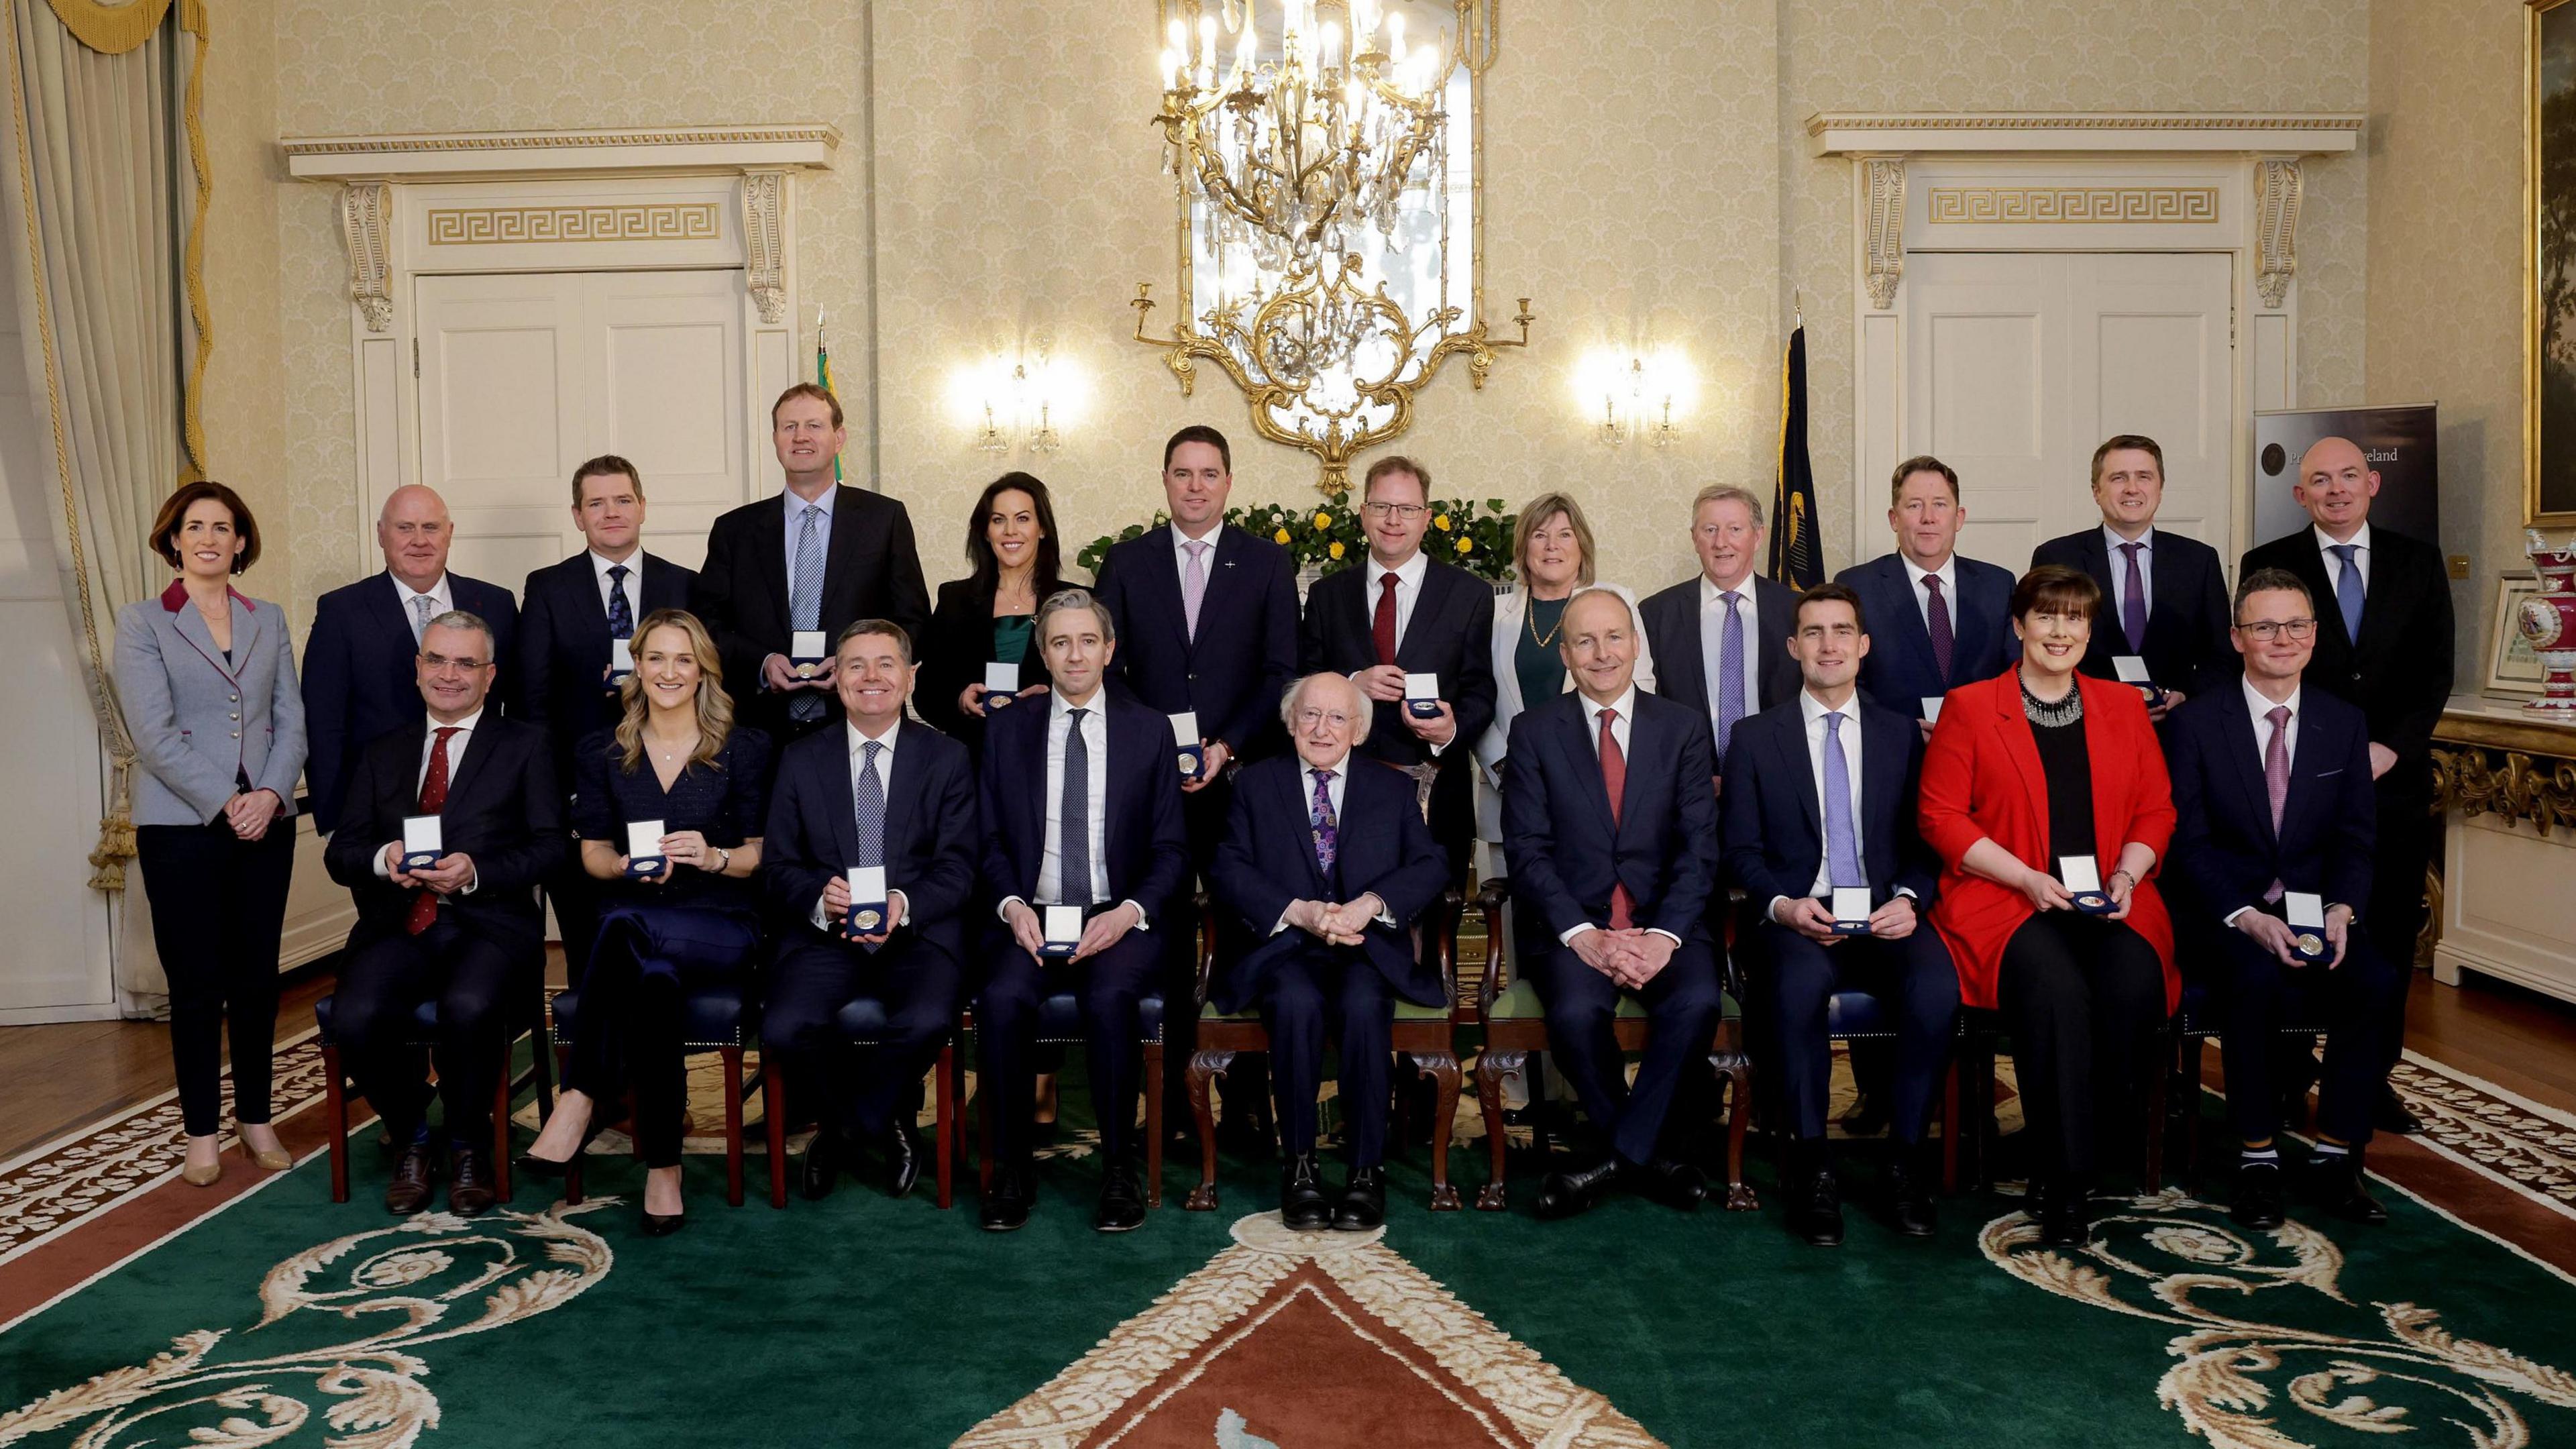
left=1373, top=572, right=1400, bottom=667
left=1598, top=707, right=1635, bottom=930
left=405, top=726, right=461, bottom=935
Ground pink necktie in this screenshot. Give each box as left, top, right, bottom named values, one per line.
left=2262, top=704, right=2290, bottom=903
left=1182, top=539, right=1209, bottom=640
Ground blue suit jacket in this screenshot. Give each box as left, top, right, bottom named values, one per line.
left=514, top=550, right=694, bottom=783
left=301, top=570, right=519, bottom=831
left=977, top=692, right=1191, bottom=933
left=1501, top=690, right=1721, bottom=955
left=1094, top=524, right=1300, bottom=761
left=1719, top=693, right=1938, bottom=912
left=2165, top=684, right=2377, bottom=928
left=761, top=720, right=979, bottom=963
left=1833, top=552, right=2017, bottom=720
left=1208, top=754, right=1452, bottom=1012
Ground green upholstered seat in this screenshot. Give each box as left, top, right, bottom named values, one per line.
left=1484, top=979, right=1741, bottom=1022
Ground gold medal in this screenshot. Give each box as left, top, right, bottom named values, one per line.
left=2294, top=932, right=2325, bottom=958
left=1178, top=751, right=1199, bottom=774
left=851, top=908, right=882, bottom=932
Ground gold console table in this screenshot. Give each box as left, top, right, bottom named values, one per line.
left=2427, top=696, right=2576, bottom=1004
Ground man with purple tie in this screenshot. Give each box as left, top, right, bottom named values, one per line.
left=2031, top=435, right=2233, bottom=721
left=1833, top=457, right=2018, bottom=736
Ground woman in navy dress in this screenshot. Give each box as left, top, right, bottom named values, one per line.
left=518, top=608, right=767, bottom=1234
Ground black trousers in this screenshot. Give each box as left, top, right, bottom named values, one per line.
left=565, top=900, right=761, bottom=1168
left=765, top=932, right=959, bottom=1142
left=1762, top=919, right=1960, bottom=1145
left=1529, top=936, right=1722, bottom=1166
left=2210, top=924, right=2402, bottom=1149
left=979, top=929, right=1161, bottom=1167
left=2367, top=763, right=2434, bottom=1073
left=135, top=821, right=295, bottom=1137
left=1259, top=946, right=1401, bottom=1165
left=335, top=920, right=524, bottom=1146
left=1995, top=912, right=2167, bottom=1181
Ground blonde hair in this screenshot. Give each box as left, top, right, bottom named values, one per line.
left=1513, top=492, right=1597, bottom=588
left=613, top=609, right=737, bottom=773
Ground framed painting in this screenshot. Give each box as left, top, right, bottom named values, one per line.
left=2531, top=0, right=2576, bottom=525
left=2487, top=572, right=2546, bottom=695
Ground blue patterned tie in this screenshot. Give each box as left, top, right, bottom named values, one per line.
left=1059, top=708, right=1095, bottom=905
left=1310, top=767, right=1338, bottom=878
left=2329, top=543, right=2365, bottom=646
left=1716, top=590, right=1747, bottom=757
left=851, top=740, right=885, bottom=867
left=1822, top=711, right=1864, bottom=890
left=605, top=563, right=634, bottom=642
left=789, top=503, right=826, bottom=722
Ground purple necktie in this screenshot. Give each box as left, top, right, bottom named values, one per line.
left=1716, top=590, right=1746, bottom=757
left=1822, top=710, right=1864, bottom=890
left=1309, top=768, right=1338, bottom=877
left=2118, top=541, right=2149, bottom=654
left=1923, top=574, right=1955, bottom=684
left=1181, top=539, right=1210, bottom=641
left=2262, top=704, right=2291, bottom=902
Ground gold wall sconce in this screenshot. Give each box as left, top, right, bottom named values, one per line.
left=1576, top=347, right=1690, bottom=448
left=951, top=352, right=1077, bottom=456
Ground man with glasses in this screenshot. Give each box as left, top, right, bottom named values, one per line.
left=323, top=612, right=562, bottom=1216
left=2165, top=569, right=2400, bottom=1227
left=1208, top=672, right=1451, bottom=1231
left=1298, top=455, right=1497, bottom=880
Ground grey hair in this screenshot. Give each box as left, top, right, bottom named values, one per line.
left=421, top=609, right=495, bottom=655
left=1035, top=586, right=1116, bottom=644
left=1691, top=483, right=1765, bottom=529
left=1279, top=670, right=1373, bottom=737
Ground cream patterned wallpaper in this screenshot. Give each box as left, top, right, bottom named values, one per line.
left=195, top=0, right=289, bottom=598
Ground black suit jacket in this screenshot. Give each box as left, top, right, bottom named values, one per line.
left=2166, top=684, right=2377, bottom=928
left=762, top=720, right=979, bottom=963
left=1297, top=558, right=1498, bottom=774
left=2031, top=527, right=2233, bottom=700
left=1719, top=693, right=1938, bottom=912
left=1095, top=524, right=1300, bottom=762
left=513, top=550, right=695, bottom=782
left=1833, top=552, right=2019, bottom=720
left=977, top=692, right=1191, bottom=931
left=1501, top=690, right=1720, bottom=954
left=690, top=486, right=932, bottom=737
left=1638, top=573, right=1801, bottom=722
left=322, top=714, right=561, bottom=956
left=302, top=570, right=521, bottom=830
left=1208, top=754, right=1452, bottom=1012
left=2237, top=525, right=2455, bottom=769
left=914, top=574, right=1068, bottom=754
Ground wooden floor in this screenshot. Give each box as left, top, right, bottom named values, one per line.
left=2, top=959, right=2572, bottom=1167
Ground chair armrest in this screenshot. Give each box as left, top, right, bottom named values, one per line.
left=1474, top=874, right=1510, bottom=1017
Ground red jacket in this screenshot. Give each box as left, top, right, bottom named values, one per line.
left=1918, top=672, right=2179, bottom=1013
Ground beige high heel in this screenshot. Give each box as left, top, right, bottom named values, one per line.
left=235, top=1124, right=292, bottom=1172
left=180, top=1147, right=223, bottom=1187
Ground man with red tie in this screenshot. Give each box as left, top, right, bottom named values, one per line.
left=1502, top=589, right=1724, bottom=1219
left=324, top=612, right=563, bottom=1216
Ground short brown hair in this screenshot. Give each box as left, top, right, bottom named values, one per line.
left=1362, top=455, right=1431, bottom=501
left=2010, top=564, right=2102, bottom=623
left=1792, top=580, right=1866, bottom=634
left=2089, top=434, right=2165, bottom=484
left=1163, top=425, right=1231, bottom=473
left=571, top=454, right=644, bottom=507
left=149, top=481, right=260, bottom=574
left=1889, top=455, right=1960, bottom=508
left=1513, top=492, right=1597, bottom=588
left=2232, top=566, right=2314, bottom=621
left=772, top=382, right=845, bottom=429
left=834, top=616, right=913, bottom=663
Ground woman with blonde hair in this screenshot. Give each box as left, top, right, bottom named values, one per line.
left=519, top=608, right=768, bottom=1234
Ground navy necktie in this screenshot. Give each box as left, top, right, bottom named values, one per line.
left=606, top=563, right=634, bottom=642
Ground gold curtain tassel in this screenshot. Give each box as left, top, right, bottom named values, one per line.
left=40, top=0, right=176, bottom=54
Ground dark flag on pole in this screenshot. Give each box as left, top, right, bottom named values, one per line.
left=1770, top=321, right=1822, bottom=589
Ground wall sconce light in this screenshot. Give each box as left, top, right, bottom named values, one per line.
left=953, top=351, right=1079, bottom=457
left=1574, top=347, right=1690, bottom=449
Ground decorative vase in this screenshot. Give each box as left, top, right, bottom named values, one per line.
left=2520, top=529, right=2576, bottom=714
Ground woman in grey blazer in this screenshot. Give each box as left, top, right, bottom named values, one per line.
left=113, top=482, right=307, bottom=1186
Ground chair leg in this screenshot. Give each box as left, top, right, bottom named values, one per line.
left=531, top=1016, right=555, bottom=1122
left=1144, top=1041, right=1164, bottom=1210
left=492, top=1069, right=515, bottom=1204
left=763, top=1063, right=788, bottom=1209
left=723, top=1046, right=746, bottom=1208
left=1414, top=1049, right=1462, bottom=1211
left=1474, top=1049, right=1522, bottom=1212
left=2143, top=1038, right=2169, bottom=1191
left=323, top=1043, right=351, bottom=1204
left=2180, top=1035, right=2204, bottom=1191
left=1710, top=1047, right=1758, bottom=1212
left=934, top=1042, right=955, bottom=1210
left=1184, top=1048, right=1233, bottom=1211
left=1940, top=1058, right=1962, bottom=1196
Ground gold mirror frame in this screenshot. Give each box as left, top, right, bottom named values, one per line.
left=2530, top=0, right=2576, bottom=526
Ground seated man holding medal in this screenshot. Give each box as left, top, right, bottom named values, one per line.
left=1719, top=582, right=1957, bottom=1246
left=761, top=619, right=979, bottom=1202
left=2165, top=568, right=2398, bottom=1229
left=974, top=588, right=1189, bottom=1233
left=516, top=609, right=768, bottom=1236
left=1919, top=566, right=2176, bottom=1249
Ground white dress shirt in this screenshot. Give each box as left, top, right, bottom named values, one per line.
left=2102, top=524, right=2155, bottom=624
left=392, top=572, right=454, bottom=642
left=590, top=548, right=643, bottom=624
left=782, top=485, right=838, bottom=601
left=1364, top=549, right=1430, bottom=649
left=2313, top=521, right=2372, bottom=601
left=1900, top=553, right=1960, bottom=635
left=998, top=693, right=1147, bottom=928
left=1558, top=687, right=1680, bottom=947
left=1699, top=574, right=1763, bottom=722
left=810, top=719, right=906, bottom=930
left=2220, top=679, right=2304, bottom=926
left=373, top=706, right=482, bottom=888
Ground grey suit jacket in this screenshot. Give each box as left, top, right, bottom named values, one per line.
left=113, top=584, right=307, bottom=827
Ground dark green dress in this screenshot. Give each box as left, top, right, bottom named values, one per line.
left=1513, top=595, right=1570, bottom=712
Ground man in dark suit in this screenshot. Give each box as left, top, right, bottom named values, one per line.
left=323, top=612, right=561, bottom=1217
left=1833, top=455, right=2018, bottom=733
left=2169, top=569, right=2402, bottom=1228
left=974, top=588, right=1191, bottom=1232
left=1640, top=483, right=1800, bottom=774
left=690, top=384, right=931, bottom=748
left=1503, top=588, right=1724, bottom=1219
left=1720, top=582, right=1955, bottom=1244
left=2239, top=435, right=2454, bottom=1135
left=2031, top=435, right=2234, bottom=720
left=1298, top=455, right=1497, bottom=881
left=303, top=484, right=520, bottom=831
left=1208, top=672, right=1452, bottom=1230
left=762, top=619, right=978, bottom=1201
left=514, top=455, right=695, bottom=985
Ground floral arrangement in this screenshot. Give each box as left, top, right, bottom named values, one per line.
left=1076, top=496, right=1519, bottom=582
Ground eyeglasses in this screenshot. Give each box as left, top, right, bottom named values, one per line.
left=2235, top=618, right=2318, bottom=642
left=1361, top=502, right=1426, bottom=520
left=1294, top=708, right=1354, bottom=730
left=419, top=651, right=490, bottom=674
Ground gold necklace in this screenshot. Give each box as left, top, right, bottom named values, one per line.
left=1525, top=592, right=1570, bottom=648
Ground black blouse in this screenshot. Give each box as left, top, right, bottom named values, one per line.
left=572, top=726, right=771, bottom=908
left=2024, top=698, right=2097, bottom=870
left=918, top=574, right=1065, bottom=755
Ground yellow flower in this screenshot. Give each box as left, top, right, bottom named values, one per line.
left=1328, top=540, right=1346, bottom=560
left=1313, top=511, right=1334, bottom=529
left=1455, top=536, right=1474, bottom=555
left=1274, top=527, right=1292, bottom=545
left=1434, top=513, right=1453, bottom=531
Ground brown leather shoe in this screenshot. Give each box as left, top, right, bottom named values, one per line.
left=384, top=1142, right=437, bottom=1216
left=447, top=1148, right=497, bottom=1217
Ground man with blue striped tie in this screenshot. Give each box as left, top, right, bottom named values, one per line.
left=1639, top=485, right=1800, bottom=794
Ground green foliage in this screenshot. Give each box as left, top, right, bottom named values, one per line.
left=1077, top=497, right=1520, bottom=582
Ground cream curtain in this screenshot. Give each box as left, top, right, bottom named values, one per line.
left=0, top=0, right=207, bottom=1011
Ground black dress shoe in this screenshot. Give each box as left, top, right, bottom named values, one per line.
left=1623, top=1156, right=1709, bottom=1212
left=980, top=1165, right=1032, bottom=1232
left=1884, top=1150, right=1937, bottom=1238
left=800, top=1132, right=841, bottom=1201
left=1332, top=1165, right=1387, bottom=1231
left=384, top=1141, right=437, bottom=1216
left=2373, top=1087, right=2422, bottom=1136
left=516, top=1116, right=612, bottom=1181
left=1281, top=1152, right=1330, bottom=1230
left=2036, top=1177, right=2091, bottom=1248
left=881, top=1122, right=922, bottom=1200
left=1535, top=1154, right=1619, bottom=1220
left=640, top=1208, right=686, bottom=1238
left=1790, top=1162, right=1845, bottom=1246
left=2304, top=1152, right=2389, bottom=1225
left=447, top=1148, right=497, bottom=1217
left=2231, top=1161, right=2288, bottom=1230
left=1095, top=1163, right=1146, bottom=1232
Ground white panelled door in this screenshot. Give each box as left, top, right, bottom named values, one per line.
left=1902, top=252, right=2234, bottom=570
left=414, top=269, right=746, bottom=586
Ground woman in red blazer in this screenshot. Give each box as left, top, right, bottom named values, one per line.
left=1919, top=566, right=2177, bottom=1246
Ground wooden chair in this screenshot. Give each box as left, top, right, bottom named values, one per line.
left=2167, top=980, right=2330, bottom=1186
left=964, top=991, right=1167, bottom=1210
left=314, top=978, right=553, bottom=1205
left=758, top=1000, right=961, bottom=1209
left=541, top=979, right=776, bottom=1208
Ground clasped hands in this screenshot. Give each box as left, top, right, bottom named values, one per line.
left=1002, top=898, right=1141, bottom=961
left=380, top=842, right=477, bottom=895
left=1570, top=926, right=1675, bottom=989
left=1351, top=665, right=1454, bottom=747
left=224, top=788, right=282, bottom=842
left=1284, top=894, right=1387, bottom=948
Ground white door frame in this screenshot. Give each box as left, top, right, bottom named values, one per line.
left=1809, top=111, right=2361, bottom=569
